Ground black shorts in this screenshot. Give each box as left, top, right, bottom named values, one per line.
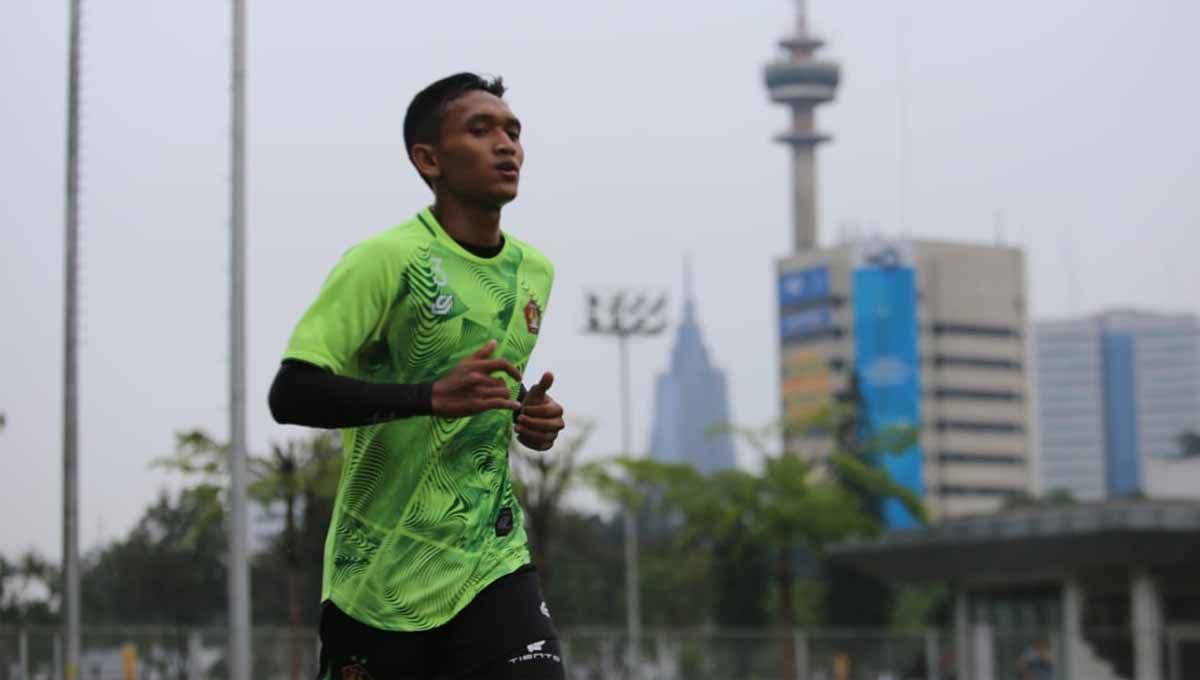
left=316, top=566, right=565, bottom=680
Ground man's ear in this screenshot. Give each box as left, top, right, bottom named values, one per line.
left=411, top=144, right=440, bottom=183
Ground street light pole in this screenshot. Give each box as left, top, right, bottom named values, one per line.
left=62, top=1, right=83, bottom=677
left=584, top=292, right=667, bottom=680
left=227, top=1, right=251, bottom=679
left=617, top=334, right=639, bottom=676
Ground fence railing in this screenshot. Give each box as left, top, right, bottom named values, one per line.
left=3, top=624, right=1198, bottom=680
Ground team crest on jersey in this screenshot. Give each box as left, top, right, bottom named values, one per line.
left=524, top=299, right=542, bottom=335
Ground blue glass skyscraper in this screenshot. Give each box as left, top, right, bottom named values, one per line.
left=649, top=262, right=736, bottom=474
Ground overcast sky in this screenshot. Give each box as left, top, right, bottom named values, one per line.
left=3, top=1, right=1198, bottom=560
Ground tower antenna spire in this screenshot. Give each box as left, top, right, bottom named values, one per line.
left=765, top=0, right=842, bottom=252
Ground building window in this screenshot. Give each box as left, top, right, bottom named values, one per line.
left=780, top=326, right=845, bottom=346
left=932, top=355, right=1023, bottom=370
left=931, top=322, right=1020, bottom=338
left=932, top=388, right=1023, bottom=402
left=778, top=295, right=845, bottom=315
left=937, top=452, right=1026, bottom=466
left=935, top=420, right=1025, bottom=434
left=938, top=485, right=1021, bottom=497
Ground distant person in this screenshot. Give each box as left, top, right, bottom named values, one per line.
left=1017, top=636, right=1055, bottom=680
left=833, top=651, right=851, bottom=680
left=270, top=72, right=566, bottom=680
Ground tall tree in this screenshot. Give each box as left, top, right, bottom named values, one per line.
left=82, top=487, right=227, bottom=627
left=154, top=429, right=343, bottom=626
left=248, top=433, right=342, bottom=680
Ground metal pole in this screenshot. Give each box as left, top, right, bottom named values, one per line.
left=228, top=1, right=251, bottom=679
left=62, top=0, right=83, bottom=677
left=618, top=334, right=641, bottom=679
left=924, top=629, right=940, bottom=680
left=19, top=629, right=29, bottom=680
left=794, top=631, right=809, bottom=680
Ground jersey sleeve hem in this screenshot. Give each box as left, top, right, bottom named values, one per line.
left=281, top=349, right=341, bottom=375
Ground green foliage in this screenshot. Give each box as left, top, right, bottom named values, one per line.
left=822, top=562, right=894, bottom=628
left=248, top=433, right=343, bottom=509
left=584, top=394, right=927, bottom=652
left=535, top=512, right=624, bottom=627
left=0, top=551, right=60, bottom=624
left=510, top=419, right=595, bottom=586
left=75, top=429, right=344, bottom=628
left=890, top=584, right=950, bottom=629
left=82, top=487, right=228, bottom=626
left=765, top=577, right=824, bottom=629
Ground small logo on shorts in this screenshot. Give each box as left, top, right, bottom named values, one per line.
left=508, top=639, right=561, bottom=666
left=540, top=601, right=550, bottom=618
left=340, top=663, right=373, bottom=680
left=524, top=299, right=541, bottom=335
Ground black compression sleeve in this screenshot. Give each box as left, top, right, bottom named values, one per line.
left=268, top=360, right=433, bottom=429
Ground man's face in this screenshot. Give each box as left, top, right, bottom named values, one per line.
left=433, top=90, right=523, bottom=207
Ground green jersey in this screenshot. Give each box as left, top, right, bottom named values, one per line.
left=283, top=207, right=554, bottom=631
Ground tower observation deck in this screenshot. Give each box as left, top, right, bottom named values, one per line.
left=764, top=0, right=841, bottom=252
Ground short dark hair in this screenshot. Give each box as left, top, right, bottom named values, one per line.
left=403, top=72, right=507, bottom=184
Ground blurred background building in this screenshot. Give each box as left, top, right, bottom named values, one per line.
left=777, top=241, right=1032, bottom=525
left=766, top=1, right=1033, bottom=525
left=648, top=261, right=736, bottom=474
left=1036, top=310, right=1200, bottom=501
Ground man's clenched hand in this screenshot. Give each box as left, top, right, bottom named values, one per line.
left=431, top=340, right=523, bottom=418
left=515, top=372, right=565, bottom=451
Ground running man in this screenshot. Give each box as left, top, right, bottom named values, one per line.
left=269, top=72, right=567, bottom=680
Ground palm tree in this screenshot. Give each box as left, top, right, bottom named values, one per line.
left=249, top=433, right=341, bottom=680
left=156, top=429, right=342, bottom=680
left=585, top=406, right=924, bottom=680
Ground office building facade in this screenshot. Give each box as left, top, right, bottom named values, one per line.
left=1036, top=310, right=1200, bottom=500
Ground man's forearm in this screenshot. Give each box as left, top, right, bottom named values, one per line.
left=268, top=360, right=433, bottom=428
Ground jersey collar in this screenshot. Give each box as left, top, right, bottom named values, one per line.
left=417, top=207, right=510, bottom=264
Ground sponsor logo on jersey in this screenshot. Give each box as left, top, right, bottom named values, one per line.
left=527, top=640, right=547, bottom=653
left=429, top=256, right=454, bottom=316
left=430, top=256, right=450, bottom=287
left=432, top=294, right=454, bottom=316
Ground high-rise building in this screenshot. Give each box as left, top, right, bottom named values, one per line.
left=1036, top=310, right=1200, bottom=500
left=764, top=3, right=1033, bottom=524
left=649, top=262, right=737, bottom=474
left=778, top=240, right=1032, bottom=524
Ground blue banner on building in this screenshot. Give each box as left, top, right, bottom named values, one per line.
left=778, top=266, right=833, bottom=345
left=778, top=266, right=830, bottom=308
left=780, top=308, right=834, bottom=344
left=853, top=257, right=924, bottom=530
